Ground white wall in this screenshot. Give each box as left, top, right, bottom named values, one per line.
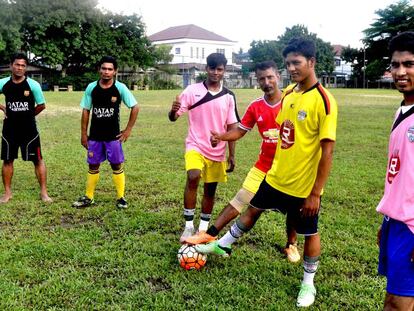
left=152, top=39, right=235, bottom=65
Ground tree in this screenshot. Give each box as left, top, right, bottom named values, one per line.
left=0, top=0, right=23, bottom=63
left=248, top=40, right=284, bottom=69
left=9, top=0, right=155, bottom=76
left=363, top=0, right=414, bottom=80
left=248, top=25, right=334, bottom=76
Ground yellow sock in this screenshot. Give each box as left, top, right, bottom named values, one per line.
left=85, top=169, right=99, bottom=199
left=112, top=168, right=125, bottom=199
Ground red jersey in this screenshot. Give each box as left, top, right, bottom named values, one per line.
left=239, top=97, right=281, bottom=172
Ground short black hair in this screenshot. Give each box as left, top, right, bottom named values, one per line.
left=389, top=31, right=414, bottom=56
left=10, top=52, right=28, bottom=65
left=98, top=55, right=118, bottom=70
left=255, top=60, right=278, bottom=72
left=206, top=53, right=227, bottom=68
left=282, top=38, right=316, bottom=59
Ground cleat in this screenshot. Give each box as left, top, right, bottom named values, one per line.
left=116, top=197, right=128, bottom=209
left=284, top=244, right=301, bottom=263
left=180, top=227, right=194, bottom=243
left=195, top=241, right=231, bottom=257
left=296, top=283, right=316, bottom=307
left=182, top=231, right=216, bottom=245
left=72, top=195, right=94, bottom=208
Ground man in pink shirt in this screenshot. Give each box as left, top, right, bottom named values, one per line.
left=377, top=31, right=414, bottom=310
left=168, top=53, right=239, bottom=243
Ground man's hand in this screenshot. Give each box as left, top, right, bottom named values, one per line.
left=226, top=155, right=235, bottom=173
left=411, top=248, right=414, bottom=263
left=81, top=133, right=88, bottom=149
left=0, top=104, right=6, bottom=118
left=210, top=130, right=221, bottom=147
left=301, top=193, right=320, bottom=217
left=117, top=128, right=132, bottom=143
left=168, top=95, right=181, bottom=121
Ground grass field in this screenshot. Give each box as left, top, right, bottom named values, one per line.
left=0, top=88, right=400, bottom=310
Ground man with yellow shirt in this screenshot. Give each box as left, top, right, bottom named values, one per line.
left=196, top=38, right=338, bottom=308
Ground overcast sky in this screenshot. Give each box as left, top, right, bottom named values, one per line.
left=98, top=0, right=410, bottom=51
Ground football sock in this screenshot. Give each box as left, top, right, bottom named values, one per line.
left=184, top=208, right=195, bottom=229
left=302, top=255, right=320, bottom=285
left=112, top=167, right=125, bottom=199
left=206, top=225, right=219, bottom=237
left=199, top=213, right=211, bottom=231
left=85, top=169, right=99, bottom=199
left=218, top=219, right=250, bottom=248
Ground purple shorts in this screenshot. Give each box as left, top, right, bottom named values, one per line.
left=87, top=140, right=124, bottom=165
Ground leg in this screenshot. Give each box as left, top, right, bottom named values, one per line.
left=34, top=159, right=52, bottom=202
left=384, top=293, right=414, bottom=311
left=213, top=203, right=240, bottom=232
left=0, top=160, right=14, bottom=203
left=199, top=182, right=217, bottom=231
left=180, top=169, right=201, bottom=242
left=284, top=212, right=301, bottom=263
left=86, top=163, right=100, bottom=199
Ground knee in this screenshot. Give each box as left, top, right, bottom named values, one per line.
left=110, top=163, right=122, bottom=171
left=89, top=164, right=100, bottom=171
left=187, top=170, right=201, bottom=185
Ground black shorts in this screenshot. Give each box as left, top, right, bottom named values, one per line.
left=1, top=133, right=42, bottom=162
left=250, top=179, right=320, bottom=235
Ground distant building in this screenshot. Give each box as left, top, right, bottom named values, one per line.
left=149, top=24, right=239, bottom=87
left=149, top=24, right=236, bottom=65
left=321, top=45, right=353, bottom=88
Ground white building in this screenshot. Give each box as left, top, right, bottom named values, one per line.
left=149, top=24, right=236, bottom=65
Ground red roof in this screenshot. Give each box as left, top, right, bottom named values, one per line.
left=149, top=24, right=233, bottom=42
left=332, top=44, right=344, bottom=56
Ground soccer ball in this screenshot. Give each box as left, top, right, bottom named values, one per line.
left=177, top=244, right=207, bottom=270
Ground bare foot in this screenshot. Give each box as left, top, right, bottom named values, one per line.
left=0, top=194, right=12, bottom=204
left=41, top=194, right=53, bottom=203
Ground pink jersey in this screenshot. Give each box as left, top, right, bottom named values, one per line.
left=177, top=82, right=239, bottom=161
left=239, top=97, right=281, bottom=172
left=377, top=106, right=414, bottom=233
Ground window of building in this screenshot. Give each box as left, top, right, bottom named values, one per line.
left=335, top=58, right=341, bottom=66
left=190, top=47, right=193, bottom=58
left=196, top=47, right=199, bottom=59
left=175, top=47, right=181, bottom=54
left=216, top=48, right=225, bottom=55
left=202, top=48, right=205, bottom=59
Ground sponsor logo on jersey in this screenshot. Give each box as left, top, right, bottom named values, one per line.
left=88, top=151, right=94, bottom=158
left=257, top=116, right=263, bottom=122
left=24, top=90, right=30, bottom=97
left=111, top=96, right=117, bottom=103
left=7, top=101, right=29, bottom=112
left=407, top=126, right=414, bottom=142
left=298, top=110, right=307, bottom=121
left=387, top=149, right=400, bottom=184
left=93, top=107, right=114, bottom=118
left=280, top=120, right=295, bottom=149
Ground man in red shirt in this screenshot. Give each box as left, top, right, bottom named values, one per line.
left=183, top=60, right=299, bottom=262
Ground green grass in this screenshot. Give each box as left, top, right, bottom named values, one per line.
left=0, top=88, right=399, bottom=310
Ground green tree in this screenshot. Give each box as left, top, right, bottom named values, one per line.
left=363, top=0, right=414, bottom=80
left=0, top=0, right=23, bottom=63
left=248, top=25, right=334, bottom=76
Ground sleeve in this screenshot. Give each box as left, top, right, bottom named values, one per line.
left=176, top=87, right=192, bottom=116
left=117, top=82, right=137, bottom=108
left=80, top=82, right=97, bottom=110
left=27, top=78, right=45, bottom=105
left=238, top=103, right=255, bottom=131
left=226, top=93, right=239, bottom=125
left=0, top=77, right=9, bottom=93
left=319, top=94, right=338, bottom=142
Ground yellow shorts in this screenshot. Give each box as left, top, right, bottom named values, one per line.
left=242, top=166, right=266, bottom=194
left=185, top=150, right=227, bottom=183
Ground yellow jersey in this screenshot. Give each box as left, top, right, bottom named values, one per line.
left=266, top=82, right=338, bottom=198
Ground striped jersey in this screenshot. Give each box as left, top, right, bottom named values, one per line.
left=377, top=103, right=414, bottom=233
left=266, top=82, right=338, bottom=198
left=177, top=81, right=239, bottom=161
left=239, top=97, right=281, bottom=172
